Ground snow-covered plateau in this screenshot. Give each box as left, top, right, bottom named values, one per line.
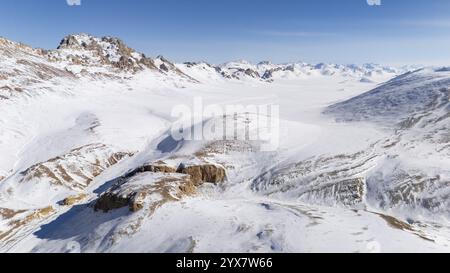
left=0, top=34, right=449, bottom=253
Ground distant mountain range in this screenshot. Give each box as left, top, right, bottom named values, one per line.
left=1, top=33, right=414, bottom=99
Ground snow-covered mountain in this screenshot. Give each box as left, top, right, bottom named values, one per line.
left=324, top=68, right=450, bottom=219
left=177, top=59, right=407, bottom=83
left=1, top=34, right=449, bottom=253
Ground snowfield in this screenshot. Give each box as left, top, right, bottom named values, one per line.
left=0, top=34, right=449, bottom=253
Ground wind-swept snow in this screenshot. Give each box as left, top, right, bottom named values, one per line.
left=1, top=34, right=449, bottom=253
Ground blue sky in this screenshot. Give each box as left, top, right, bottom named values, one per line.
left=1, top=0, right=450, bottom=65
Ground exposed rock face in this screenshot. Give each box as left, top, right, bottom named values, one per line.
left=298, top=178, right=365, bottom=206
left=94, top=160, right=226, bottom=213
left=125, top=160, right=227, bottom=186
left=322, top=68, right=450, bottom=216
left=16, top=59, right=75, bottom=80
left=366, top=163, right=450, bottom=214
left=284, top=65, right=295, bottom=72
left=220, top=70, right=233, bottom=79
left=28, top=206, right=55, bottom=219
left=252, top=151, right=376, bottom=207
left=244, top=68, right=260, bottom=78
left=224, top=68, right=261, bottom=80
left=94, top=172, right=196, bottom=213
left=0, top=206, right=55, bottom=242
left=140, top=161, right=178, bottom=174
left=177, top=163, right=227, bottom=186
left=0, top=208, right=24, bottom=220
left=261, top=70, right=273, bottom=80
left=19, top=144, right=133, bottom=190
left=53, top=34, right=158, bottom=73
left=261, top=67, right=283, bottom=80
left=159, top=63, right=169, bottom=72
left=94, top=192, right=129, bottom=212
left=58, top=35, right=80, bottom=49
left=61, top=193, right=88, bottom=206
left=0, top=37, right=77, bottom=99
left=155, top=56, right=177, bottom=71
left=0, top=37, right=44, bottom=57
left=184, top=62, right=198, bottom=68
left=154, top=55, right=198, bottom=81
left=124, top=161, right=177, bottom=179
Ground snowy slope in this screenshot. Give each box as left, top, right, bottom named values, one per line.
left=1, top=34, right=449, bottom=253
left=324, top=68, right=450, bottom=220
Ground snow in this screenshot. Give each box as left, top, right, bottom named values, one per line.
left=6, top=198, right=449, bottom=253
left=1, top=34, right=449, bottom=253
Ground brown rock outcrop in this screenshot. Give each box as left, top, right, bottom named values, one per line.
left=176, top=163, right=226, bottom=186
left=0, top=206, right=55, bottom=242
left=61, top=193, right=88, bottom=206
left=19, top=144, right=133, bottom=190
left=94, top=173, right=196, bottom=213
left=95, top=160, right=226, bottom=214
left=140, top=161, right=177, bottom=174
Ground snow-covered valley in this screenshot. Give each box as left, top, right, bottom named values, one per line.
left=0, top=34, right=449, bottom=253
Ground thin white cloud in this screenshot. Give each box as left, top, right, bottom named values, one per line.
left=66, top=0, right=81, bottom=6
left=255, top=31, right=336, bottom=37
left=399, top=19, right=450, bottom=28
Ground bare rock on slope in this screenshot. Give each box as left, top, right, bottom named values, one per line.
left=137, top=161, right=178, bottom=174
left=244, top=68, right=260, bottom=78
left=261, top=69, right=274, bottom=80
left=0, top=208, right=25, bottom=220
left=94, top=172, right=196, bottom=213
left=0, top=37, right=77, bottom=99
left=154, top=55, right=199, bottom=82
left=54, top=34, right=158, bottom=72
left=122, top=161, right=178, bottom=179
left=176, top=163, right=227, bottom=186
left=252, top=151, right=377, bottom=207
left=0, top=206, right=55, bottom=243
left=61, top=193, right=89, bottom=206
left=298, top=177, right=366, bottom=207
left=366, top=159, right=450, bottom=215
left=19, top=143, right=133, bottom=190
left=58, top=35, right=80, bottom=49
left=126, top=160, right=227, bottom=186
left=94, top=159, right=226, bottom=213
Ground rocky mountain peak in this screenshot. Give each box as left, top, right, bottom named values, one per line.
left=58, top=34, right=124, bottom=50
left=57, top=34, right=84, bottom=50
left=257, top=61, right=272, bottom=66
left=51, top=33, right=160, bottom=73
